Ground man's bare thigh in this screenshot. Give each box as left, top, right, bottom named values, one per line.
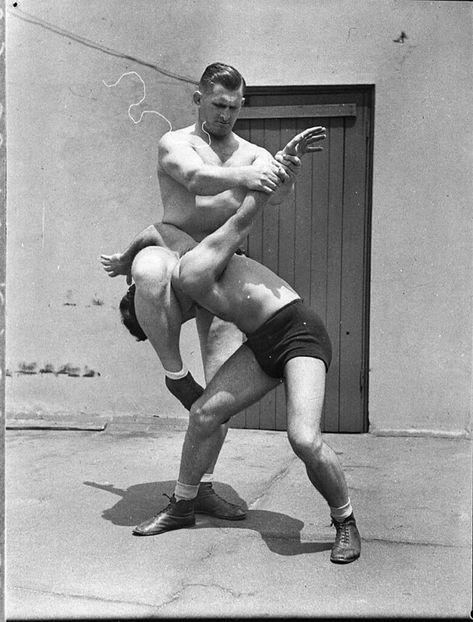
left=196, top=308, right=244, bottom=382
left=153, top=222, right=198, bottom=256
left=132, top=246, right=196, bottom=322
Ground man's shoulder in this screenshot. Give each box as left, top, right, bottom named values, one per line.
left=159, top=126, right=196, bottom=149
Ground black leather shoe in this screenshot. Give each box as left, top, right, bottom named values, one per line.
left=133, top=494, right=195, bottom=536
left=330, top=513, right=361, bottom=564
left=194, top=482, right=246, bottom=520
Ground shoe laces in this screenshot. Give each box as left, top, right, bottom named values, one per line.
left=159, top=492, right=175, bottom=512
left=331, top=518, right=352, bottom=545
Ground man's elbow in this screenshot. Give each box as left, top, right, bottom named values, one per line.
left=187, top=179, right=199, bottom=195
left=186, top=168, right=217, bottom=195
left=186, top=170, right=203, bottom=195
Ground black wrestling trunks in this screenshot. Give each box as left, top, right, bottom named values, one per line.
left=245, top=299, right=332, bottom=378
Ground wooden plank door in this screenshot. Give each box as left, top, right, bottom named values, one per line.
left=231, top=86, right=373, bottom=433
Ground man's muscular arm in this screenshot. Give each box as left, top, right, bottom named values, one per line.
left=159, top=132, right=283, bottom=196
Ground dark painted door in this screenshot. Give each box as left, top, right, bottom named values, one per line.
left=231, top=86, right=373, bottom=433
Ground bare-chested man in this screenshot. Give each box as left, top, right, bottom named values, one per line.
left=124, top=130, right=361, bottom=564
left=102, top=63, right=309, bottom=521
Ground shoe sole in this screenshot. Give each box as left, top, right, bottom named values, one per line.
left=132, top=520, right=196, bottom=536
left=132, top=527, right=195, bottom=536
left=330, top=553, right=360, bottom=564
left=195, top=511, right=247, bottom=520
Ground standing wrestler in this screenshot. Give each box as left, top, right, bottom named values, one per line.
left=127, top=131, right=361, bottom=564
left=102, top=63, right=311, bottom=521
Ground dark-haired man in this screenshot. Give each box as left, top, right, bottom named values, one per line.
left=101, top=63, right=315, bottom=521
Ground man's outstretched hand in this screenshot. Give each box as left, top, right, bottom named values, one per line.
left=274, top=126, right=326, bottom=181
left=282, top=126, right=326, bottom=157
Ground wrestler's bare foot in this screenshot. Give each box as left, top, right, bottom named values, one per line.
left=100, top=252, right=132, bottom=283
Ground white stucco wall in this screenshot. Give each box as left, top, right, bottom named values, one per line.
left=6, top=0, right=472, bottom=434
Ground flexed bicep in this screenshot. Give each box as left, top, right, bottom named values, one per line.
left=158, top=132, right=206, bottom=191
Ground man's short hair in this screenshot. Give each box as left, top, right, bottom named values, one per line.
left=199, top=62, right=246, bottom=94
left=119, top=284, right=147, bottom=342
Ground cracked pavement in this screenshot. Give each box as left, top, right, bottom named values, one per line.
left=6, top=416, right=471, bottom=618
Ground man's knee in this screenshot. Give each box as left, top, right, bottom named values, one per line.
left=120, top=248, right=177, bottom=342
left=189, top=403, right=221, bottom=438
left=131, top=247, right=178, bottom=293
left=288, top=428, right=324, bottom=462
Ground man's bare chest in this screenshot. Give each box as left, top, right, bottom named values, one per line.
left=198, top=142, right=255, bottom=167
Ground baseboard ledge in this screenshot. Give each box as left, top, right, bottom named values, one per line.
left=369, top=427, right=471, bottom=440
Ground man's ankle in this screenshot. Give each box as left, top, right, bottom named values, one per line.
left=165, top=372, right=204, bottom=410
left=164, top=365, right=189, bottom=380
left=330, top=499, right=353, bottom=523
left=174, top=481, right=199, bottom=502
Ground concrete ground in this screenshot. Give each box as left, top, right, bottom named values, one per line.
left=5, top=413, right=472, bottom=619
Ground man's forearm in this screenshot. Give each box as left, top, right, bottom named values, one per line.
left=230, top=190, right=269, bottom=241
left=267, top=149, right=301, bottom=205
left=120, top=224, right=163, bottom=263
left=199, top=190, right=269, bottom=269
left=187, top=165, right=254, bottom=196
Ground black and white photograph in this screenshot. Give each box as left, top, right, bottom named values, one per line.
left=3, top=0, right=471, bottom=619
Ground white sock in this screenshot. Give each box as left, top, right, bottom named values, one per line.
left=200, top=473, right=214, bottom=484
left=174, top=480, right=199, bottom=501
left=330, top=498, right=353, bottom=522
left=164, top=365, right=189, bottom=380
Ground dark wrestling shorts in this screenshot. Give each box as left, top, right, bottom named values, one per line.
left=245, top=299, right=332, bottom=378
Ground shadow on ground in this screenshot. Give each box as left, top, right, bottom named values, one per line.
left=84, top=479, right=332, bottom=557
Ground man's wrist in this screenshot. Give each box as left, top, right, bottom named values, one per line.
left=238, top=166, right=253, bottom=189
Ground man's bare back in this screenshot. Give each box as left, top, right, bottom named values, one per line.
left=174, top=251, right=299, bottom=334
